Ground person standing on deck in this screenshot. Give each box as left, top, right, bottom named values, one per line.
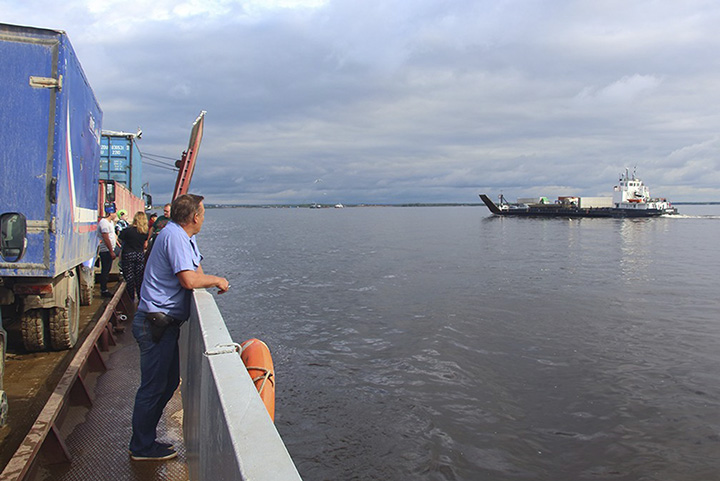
left=115, top=209, right=129, bottom=235
left=128, top=194, right=229, bottom=461
left=147, top=203, right=171, bottom=243
left=97, top=203, right=118, bottom=298
left=145, top=203, right=171, bottom=258
left=118, top=211, right=149, bottom=301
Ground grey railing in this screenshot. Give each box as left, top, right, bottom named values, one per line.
left=180, top=289, right=302, bottom=481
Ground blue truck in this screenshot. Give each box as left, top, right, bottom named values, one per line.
left=0, top=22, right=103, bottom=418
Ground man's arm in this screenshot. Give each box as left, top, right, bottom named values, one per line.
left=176, top=269, right=229, bottom=293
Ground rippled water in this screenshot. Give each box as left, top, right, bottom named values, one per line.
left=199, top=205, right=720, bottom=481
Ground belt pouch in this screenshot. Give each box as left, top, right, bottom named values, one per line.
left=146, top=312, right=175, bottom=343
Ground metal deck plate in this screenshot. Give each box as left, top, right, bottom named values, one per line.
left=32, top=328, right=188, bottom=481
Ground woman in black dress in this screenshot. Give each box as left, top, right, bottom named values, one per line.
left=118, top=211, right=148, bottom=301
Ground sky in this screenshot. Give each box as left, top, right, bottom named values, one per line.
left=3, top=0, right=720, bottom=204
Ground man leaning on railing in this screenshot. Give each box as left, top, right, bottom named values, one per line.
left=128, top=193, right=229, bottom=461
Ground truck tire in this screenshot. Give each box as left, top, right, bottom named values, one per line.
left=79, top=265, right=94, bottom=306
left=21, top=309, right=48, bottom=352
left=50, top=275, right=80, bottom=350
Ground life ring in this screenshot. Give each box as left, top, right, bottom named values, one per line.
left=240, top=338, right=275, bottom=421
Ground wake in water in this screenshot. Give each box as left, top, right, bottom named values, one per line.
left=665, top=204, right=720, bottom=219
left=664, top=214, right=720, bottom=219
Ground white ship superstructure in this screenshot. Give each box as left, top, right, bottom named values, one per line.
left=612, top=168, right=675, bottom=214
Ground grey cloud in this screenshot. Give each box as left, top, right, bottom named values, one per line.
left=4, top=0, right=720, bottom=203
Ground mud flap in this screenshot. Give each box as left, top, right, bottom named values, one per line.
left=0, top=309, right=6, bottom=426
left=79, top=259, right=95, bottom=306
left=49, top=273, right=80, bottom=350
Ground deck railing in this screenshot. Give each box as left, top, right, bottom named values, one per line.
left=180, top=289, right=302, bottom=481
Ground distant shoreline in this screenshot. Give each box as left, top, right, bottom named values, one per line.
left=200, top=201, right=720, bottom=209
left=204, top=203, right=487, bottom=209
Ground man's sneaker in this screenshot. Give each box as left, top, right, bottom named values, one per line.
left=101, top=290, right=113, bottom=298
left=127, top=441, right=174, bottom=455
left=130, top=444, right=177, bottom=461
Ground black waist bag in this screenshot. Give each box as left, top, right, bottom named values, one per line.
left=146, top=312, right=181, bottom=343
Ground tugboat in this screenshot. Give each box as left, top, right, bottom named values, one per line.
left=480, top=168, right=678, bottom=218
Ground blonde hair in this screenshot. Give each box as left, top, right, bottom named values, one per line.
left=133, top=211, right=149, bottom=234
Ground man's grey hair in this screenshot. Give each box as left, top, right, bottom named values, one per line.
left=171, top=194, right=204, bottom=225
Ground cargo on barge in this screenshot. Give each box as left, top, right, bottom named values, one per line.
left=480, top=169, right=678, bottom=218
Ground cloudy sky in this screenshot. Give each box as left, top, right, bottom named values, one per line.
left=4, top=0, right=720, bottom=204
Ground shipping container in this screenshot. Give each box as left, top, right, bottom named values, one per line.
left=579, top=196, right=613, bottom=208
left=100, top=131, right=143, bottom=197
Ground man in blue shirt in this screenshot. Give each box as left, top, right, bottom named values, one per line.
left=129, top=194, right=229, bottom=461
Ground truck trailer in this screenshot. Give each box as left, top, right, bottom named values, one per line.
left=0, top=23, right=102, bottom=362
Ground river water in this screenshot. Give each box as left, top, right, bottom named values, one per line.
left=199, top=205, right=720, bottom=481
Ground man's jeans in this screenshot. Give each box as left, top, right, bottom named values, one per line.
left=129, top=310, right=181, bottom=454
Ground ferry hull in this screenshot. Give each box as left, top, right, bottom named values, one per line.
left=479, top=195, right=671, bottom=218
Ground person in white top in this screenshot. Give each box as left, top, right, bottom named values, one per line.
left=98, top=203, right=118, bottom=298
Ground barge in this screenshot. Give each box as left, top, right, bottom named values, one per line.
left=480, top=169, right=678, bottom=218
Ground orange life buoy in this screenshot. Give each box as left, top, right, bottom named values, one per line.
left=240, top=338, right=275, bottom=421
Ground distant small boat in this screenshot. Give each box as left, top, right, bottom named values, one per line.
left=334, top=204, right=344, bottom=209
left=480, top=169, right=678, bottom=218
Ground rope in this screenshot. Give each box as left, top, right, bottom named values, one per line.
left=244, top=366, right=274, bottom=393
left=203, top=341, right=275, bottom=394
left=203, top=342, right=242, bottom=356
left=206, top=341, right=275, bottom=395
left=239, top=339, right=255, bottom=353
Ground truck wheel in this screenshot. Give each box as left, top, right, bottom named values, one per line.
left=79, top=265, right=94, bottom=306
left=21, top=309, right=48, bottom=352
left=50, top=275, right=80, bottom=350
left=0, top=391, right=7, bottom=427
